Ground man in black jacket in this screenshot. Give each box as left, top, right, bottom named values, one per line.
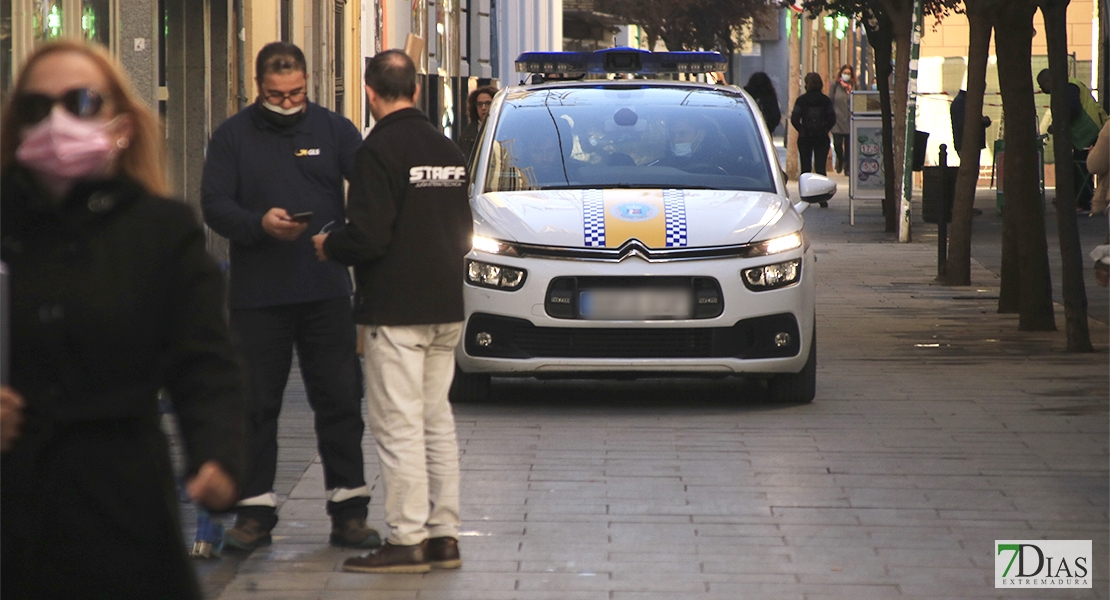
left=314, top=49, right=473, bottom=574
left=201, top=41, right=378, bottom=551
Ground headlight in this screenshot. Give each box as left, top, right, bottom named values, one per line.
left=472, top=235, right=520, bottom=256
left=741, top=259, right=801, bottom=291
left=467, top=259, right=527, bottom=290
left=749, top=232, right=802, bottom=257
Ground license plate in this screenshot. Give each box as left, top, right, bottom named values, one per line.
left=578, top=288, right=693, bottom=320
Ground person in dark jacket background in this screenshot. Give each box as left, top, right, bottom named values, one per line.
left=743, top=72, right=782, bottom=136
left=791, top=72, right=837, bottom=179
left=458, top=84, right=497, bottom=160
left=201, top=41, right=379, bottom=551
left=949, top=89, right=991, bottom=159
left=314, top=49, right=473, bottom=574
left=0, top=40, right=244, bottom=600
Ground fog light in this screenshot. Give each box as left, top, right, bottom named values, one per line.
left=475, top=332, right=493, bottom=347
left=774, top=332, right=791, bottom=347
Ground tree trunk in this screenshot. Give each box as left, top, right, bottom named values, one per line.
left=944, top=2, right=992, bottom=285
left=864, top=10, right=898, bottom=232
left=1040, top=0, right=1093, bottom=349
left=786, top=12, right=801, bottom=180
left=993, top=1, right=1056, bottom=330
left=884, top=1, right=913, bottom=237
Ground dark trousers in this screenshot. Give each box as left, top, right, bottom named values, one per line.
left=799, top=135, right=831, bottom=176
left=230, top=297, right=368, bottom=521
left=832, top=133, right=850, bottom=174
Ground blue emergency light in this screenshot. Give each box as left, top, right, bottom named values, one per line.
left=515, top=47, right=725, bottom=77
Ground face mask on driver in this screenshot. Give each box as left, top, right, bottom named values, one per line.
left=841, top=73, right=851, bottom=83
left=672, top=142, right=693, bottom=157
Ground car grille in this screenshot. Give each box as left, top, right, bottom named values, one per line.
left=464, top=312, right=800, bottom=360
left=515, top=327, right=715, bottom=358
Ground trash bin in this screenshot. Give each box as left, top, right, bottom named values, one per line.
left=912, top=130, right=929, bottom=171
left=994, top=137, right=1046, bottom=214
left=922, top=166, right=959, bottom=223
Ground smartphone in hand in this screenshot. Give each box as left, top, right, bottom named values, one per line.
left=288, top=211, right=314, bottom=224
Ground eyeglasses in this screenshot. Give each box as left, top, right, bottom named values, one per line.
left=14, top=87, right=106, bottom=126
left=318, top=220, right=337, bottom=235
left=263, top=88, right=306, bottom=104
left=476, top=101, right=492, bottom=108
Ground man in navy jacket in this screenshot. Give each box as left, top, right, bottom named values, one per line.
left=201, top=41, right=379, bottom=551
left=314, top=49, right=473, bottom=574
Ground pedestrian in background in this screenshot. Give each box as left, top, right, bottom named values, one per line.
left=0, top=40, right=245, bottom=599
left=791, top=72, right=837, bottom=207
left=313, top=49, right=472, bottom=574
left=459, top=84, right=497, bottom=160
left=201, top=41, right=379, bottom=551
left=1037, top=68, right=1108, bottom=212
left=829, top=64, right=855, bottom=176
left=743, top=72, right=781, bottom=137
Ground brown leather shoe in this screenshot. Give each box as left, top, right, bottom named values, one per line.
left=329, top=517, right=382, bottom=549
left=224, top=516, right=273, bottom=551
left=425, top=537, right=462, bottom=569
left=342, top=542, right=430, bottom=574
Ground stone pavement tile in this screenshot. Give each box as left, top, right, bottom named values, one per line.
left=608, top=572, right=720, bottom=593
left=417, top=592, right=609, bottom=600
left=222, top=572, right=332, bottom=591
left=876, top=547, right=978, bottom=568
left=327, top=571, right=520, bottom=592
left=520, top=521, right=610, bottom=544
left=514, top=572, right=615, bottom=591
left=712, top=583, right=902, bottom=599
left=691, top=523, right=782, bottom=537
left=612, top=590, right=801, bottom=600
left=219, top=591, right=417, bottom=600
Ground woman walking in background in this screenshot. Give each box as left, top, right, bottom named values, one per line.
left=743, top=72, right=782, bottom=137
left=830, top=64, right=855, bottom=176
left=459, top=85, right=498, bottom=161
left=0, top=40, right=245, bottom=599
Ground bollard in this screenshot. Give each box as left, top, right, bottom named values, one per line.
left=190, top=508, right=226, bottom=559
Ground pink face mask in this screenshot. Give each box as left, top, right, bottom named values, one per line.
left=15, top=108, right=119, bottom=198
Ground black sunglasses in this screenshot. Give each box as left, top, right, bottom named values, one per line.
left=14, top=88, right=106, bottom=126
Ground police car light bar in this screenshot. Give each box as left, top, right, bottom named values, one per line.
left=515, top=48, right=725, bottom=76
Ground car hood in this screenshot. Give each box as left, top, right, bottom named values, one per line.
left=471, top=189, right=796, bottom=248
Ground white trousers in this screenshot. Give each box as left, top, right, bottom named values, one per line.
left=362, top=322, right=463, bottom=546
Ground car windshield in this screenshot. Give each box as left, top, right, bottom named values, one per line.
left=483, top=84, right=776, bottom=194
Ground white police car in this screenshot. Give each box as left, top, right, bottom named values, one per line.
left=453, top=48, right=835, bottom=403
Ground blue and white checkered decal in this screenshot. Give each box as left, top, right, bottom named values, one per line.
left=663, top=189, right=687, bottom=247
left=583, top=189, right=606, bottom=247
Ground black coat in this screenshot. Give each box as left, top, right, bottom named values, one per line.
left=325, top=107, right=473, bottom=326
left=790, top=90, right=838, bottom=140
left=744, top=86, right=782, bottom=135
left=0, top=171, right=246, bottom=599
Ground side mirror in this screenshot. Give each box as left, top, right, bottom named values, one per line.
left=798, top=173, right=836, bottom=205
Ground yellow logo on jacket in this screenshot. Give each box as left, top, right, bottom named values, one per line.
left=294, top=148, right=321, bottom=157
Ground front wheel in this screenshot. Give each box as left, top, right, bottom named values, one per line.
left=766, top=330, right=816, bottom=404
left=449, top=367, right=491, bottom=403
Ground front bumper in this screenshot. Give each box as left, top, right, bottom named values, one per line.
left=456, top=245, right=815, bottom=376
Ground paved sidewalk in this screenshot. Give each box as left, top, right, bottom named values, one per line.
left=177, top=180, right=1108, bottom=599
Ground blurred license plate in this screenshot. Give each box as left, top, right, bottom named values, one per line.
left=579, top=288, right=692, bottom=320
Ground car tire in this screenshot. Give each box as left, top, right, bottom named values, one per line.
left=766, top=330, right=816, bottom=404
left=449, top=367, right=491, bottom=403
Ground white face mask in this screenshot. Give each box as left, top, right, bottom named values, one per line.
left=672, top=142, right=693, bottom=157
left=841, top=73, right=852, bottom=83
left=261, top=100, right=306, bottom=116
